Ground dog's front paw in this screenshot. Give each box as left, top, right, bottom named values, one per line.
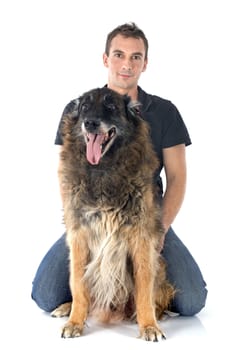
left=140, top=326, right=166, bottom=342
left=61, top=321, right=84, bottom=338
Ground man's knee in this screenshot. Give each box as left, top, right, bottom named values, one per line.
left=171, top=286, right=208, bottom=316
left=31, top=281, right=54, bottom=312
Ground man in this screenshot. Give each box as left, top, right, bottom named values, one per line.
left=32, top=22, right=207, bottom=316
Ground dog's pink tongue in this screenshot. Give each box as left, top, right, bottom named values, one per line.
left=86, top=134, right=105, bottom=165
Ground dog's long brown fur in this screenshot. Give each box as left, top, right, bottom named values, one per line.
left=51, top=87, right=175, bottom=341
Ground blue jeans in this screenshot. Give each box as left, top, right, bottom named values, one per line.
left=31, top=227, right=207, bottom=316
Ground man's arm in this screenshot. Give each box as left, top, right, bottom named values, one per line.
left=159, top=144, right=187, bottom=248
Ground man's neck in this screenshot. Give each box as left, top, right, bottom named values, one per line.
left=106, top=84, right=138, bottom=101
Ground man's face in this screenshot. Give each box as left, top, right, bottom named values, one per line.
left=103, top=34, right=148, bottom=95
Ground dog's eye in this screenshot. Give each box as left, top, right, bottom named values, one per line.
left=80, top=103, right=89, bottom=113
left=106, top=103, right=116, bottom=111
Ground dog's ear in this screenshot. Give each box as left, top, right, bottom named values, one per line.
left=58, top=98, right=80, bottom=141
left=103, top=93, right=117, bottom=111
left=127, top=100, right=142, bottom=118
left=122, top=94, right=142, bottom=118
left=63, top=98, right=80, bottom=119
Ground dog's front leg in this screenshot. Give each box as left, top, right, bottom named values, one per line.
left=133, top=237, right=166, bottom=342
left=61, top=233, right=90, bottom=338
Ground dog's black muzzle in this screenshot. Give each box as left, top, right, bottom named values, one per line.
left=84, top=118, right=101, bottom=133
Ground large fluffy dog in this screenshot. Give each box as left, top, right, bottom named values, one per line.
left=51, top=87, right=175, bottom=341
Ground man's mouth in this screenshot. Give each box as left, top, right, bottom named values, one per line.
left=119, top=71, right=133, bottom=78
left=84, top=127, right=116, bottom=165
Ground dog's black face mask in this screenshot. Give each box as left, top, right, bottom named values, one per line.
left=65, top=87, right=140, bottom=165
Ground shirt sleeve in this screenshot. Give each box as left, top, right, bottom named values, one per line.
left=161, top=102, right=192, bottom=148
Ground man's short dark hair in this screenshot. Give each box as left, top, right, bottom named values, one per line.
left=105, top=22, right=149, bottom=60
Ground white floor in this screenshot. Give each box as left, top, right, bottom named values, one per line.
left=2, top=265, right=241, bottom=350
left=2, top=298, right=237, bottom=349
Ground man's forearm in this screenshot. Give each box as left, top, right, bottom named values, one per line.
left=161, top=178, right=186, bottom=234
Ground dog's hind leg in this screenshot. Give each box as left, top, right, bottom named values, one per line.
left=154, top=258, right=176, bottom=320
left=51, top=302, right=72, bottom=318
left=154, top=280, right=176, bottom=320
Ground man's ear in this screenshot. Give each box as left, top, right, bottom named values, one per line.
left=142, top=58, right=148, bottom=72
left=103, top=53, right=108, bottom=68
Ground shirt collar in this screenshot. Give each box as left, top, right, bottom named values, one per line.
left=137, top=86, right=152, bottom=113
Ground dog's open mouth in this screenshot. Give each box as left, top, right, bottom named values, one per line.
left=85, top=127, right=116, bottom=165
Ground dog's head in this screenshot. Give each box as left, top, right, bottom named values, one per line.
left=60, top=87, right=142, bottom=165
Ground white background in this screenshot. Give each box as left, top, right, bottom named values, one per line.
left=0, top=0, right=242, bottom=348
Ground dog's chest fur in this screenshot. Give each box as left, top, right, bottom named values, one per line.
left=79, top=207, right=134, bottom=311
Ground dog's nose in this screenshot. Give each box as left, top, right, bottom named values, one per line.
left=84, top=119, right=100, bottom=132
